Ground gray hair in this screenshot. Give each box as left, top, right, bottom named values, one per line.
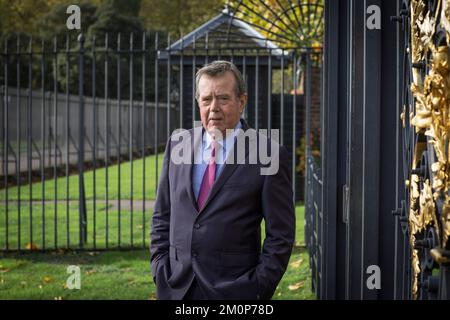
left=195, top=60, right=246, bottom=99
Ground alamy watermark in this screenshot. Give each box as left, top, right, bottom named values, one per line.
left=366, top=4, right=381, bottom=30
left=66, top=5, right=81, bottom=30
left=366, top=264, right=381, bottom=290
left=169, top=123, right=280, bottom=176
left=66, top=265, right=81, bottom=290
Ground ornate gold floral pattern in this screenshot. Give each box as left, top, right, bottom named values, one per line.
left=408, top=0, right=450, bottom=299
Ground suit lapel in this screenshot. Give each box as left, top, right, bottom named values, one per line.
left=185, top=126, right=203, bottom=212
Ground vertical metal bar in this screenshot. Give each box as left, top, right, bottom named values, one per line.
left=305, top=51, right=312, bottom=222
left=41, top=38, right=45, bottom=250
left=305, top=51, right=312, bottom=171
left=129, top=33, right=134, bottom=247
left=280, top=51, right=284, bottom=145
left=117, top=33, right=121, bottom=247
left=27, top=36, right=33, bottom=250
left=154, top=33, right=159, bottom=196
left=3, top=37, right=9, bottom=251
left=255, top=51, right=259, bottom=131
left=394, top=0, right=401, bottom=299
left=142, top=32, right=146, bottom=247
left=292, top=51, right=297, bottom=203
left=307, top=0, right=311, bottom=35
left=243, top=49, right=247, bottom=121
left=192, top=35, right=196, bottom=129
left=205, top=33, right=209, bottom=65
left=53, top=36, right=58, bottom=249
left=179, top=33, right=184, bottom=129
left=104, top=33, right=110, bottom=248
left=78, top=34, right=86, bottom=247
left=268, top=49, right=272, bottom=132
left=65, top=35, right=70, bottom=248
left=167, top=33, right=171, bottom=140
left=16, top=35, right=21, bottom=251
left=92, top=35, right=97, bottom=249
left=77, top=34, right=87, bottom=248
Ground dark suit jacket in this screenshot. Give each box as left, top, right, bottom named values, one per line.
left=150, top=119, right=295, bottom=300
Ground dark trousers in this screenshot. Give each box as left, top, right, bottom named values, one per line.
left=183, top=277, right=206, bottom=300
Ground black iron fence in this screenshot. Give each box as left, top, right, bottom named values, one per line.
left=1, top=32, right=322, bottom=251
left=307, top=0, right=450, bottom=300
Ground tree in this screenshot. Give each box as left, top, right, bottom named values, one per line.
left=36, top=1, right=99, bottom=40
left=139, top=0, right=224, bottom=36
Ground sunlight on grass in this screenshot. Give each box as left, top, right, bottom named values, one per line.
left=0, top=202, right=152, bottom=250
left=0, top=204, right=313, bottom=300
left=0, top=154, right=164, bottom=201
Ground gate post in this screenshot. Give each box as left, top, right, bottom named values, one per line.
left=78, top=33, right=87, bottom=247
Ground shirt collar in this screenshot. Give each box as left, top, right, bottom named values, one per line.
left=203, top=120, right=242, bottom=151
left=203, top=120, right=242, bottom=150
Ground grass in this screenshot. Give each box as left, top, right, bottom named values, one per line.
left=0, top=202, right=151, bottom=250
left=0, top=152, right=314, bottom=299
left=0, top=248, right=313, bottom=300
left=0, top=249, right=313, bottom=300
left=0, top=206, right=313, bottom=300
left=0, top=206, right=315, bottom=300
left=1, top=202, right=305, bottom=252
left=0, top=153, right=164, bottom=201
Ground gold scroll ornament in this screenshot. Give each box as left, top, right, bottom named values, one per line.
left=409, top=0, right=450, bottom=299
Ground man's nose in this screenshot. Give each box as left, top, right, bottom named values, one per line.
left=211, top=97, right=221, bottom=111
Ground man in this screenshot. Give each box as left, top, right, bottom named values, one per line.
left=150, top=60, right=295, bottom=300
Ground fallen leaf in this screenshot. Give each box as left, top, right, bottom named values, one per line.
left=43, top=276, right=52, bottom=283
left=290, top=258, right=303, bottom=269
left=0, top=268, right=11, bottom=273
left=288, top=281, right=305, bottom=291
left=25, top=242, right=39, bottom=251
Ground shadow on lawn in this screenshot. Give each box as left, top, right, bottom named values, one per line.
left=0, top=245, right=306, bottom=265
left=0, top=249, right=151, bottom=266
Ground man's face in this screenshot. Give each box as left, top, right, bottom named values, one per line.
left=197, top=71, right=247, bottom=138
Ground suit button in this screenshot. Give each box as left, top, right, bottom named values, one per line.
left=194, top=223, right=201, bottom=229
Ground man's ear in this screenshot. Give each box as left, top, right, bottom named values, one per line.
left=240, top=94, right=248, bottom=113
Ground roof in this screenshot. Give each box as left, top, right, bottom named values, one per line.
left=163, top=8, right=285, bottom=56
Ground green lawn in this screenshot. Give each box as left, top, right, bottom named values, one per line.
left=0, top=248, right=313, bottom=300
left=0, top=154, right=164, bottom=201
left=0, top=202, right=151, bottom=250
left=0, top=205, right=313, bottom=300
left=0, top=153, right=315, bottom=299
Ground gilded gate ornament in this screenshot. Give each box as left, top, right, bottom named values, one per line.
left=408, top=0, right=450, bottom=299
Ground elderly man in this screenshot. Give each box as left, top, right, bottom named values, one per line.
left=150, top=60, right=295, bottom=300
